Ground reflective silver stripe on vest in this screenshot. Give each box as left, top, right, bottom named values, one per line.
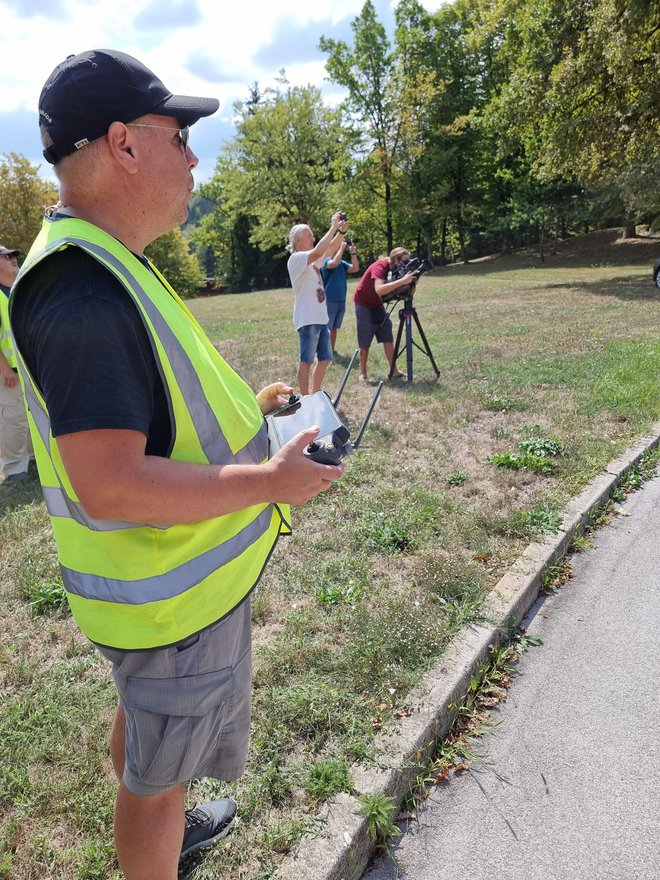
left=0, top=332, right=14, bottom=364
left=41, top=486, right=152, bottom=532
left=16, top=367, right=146, bottom=532
left=61, top=504, right=275, bottom=604
left=55, top=237, right=268, bottom=466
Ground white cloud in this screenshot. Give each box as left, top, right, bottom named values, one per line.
left=0, top=0, right=448, bottom=180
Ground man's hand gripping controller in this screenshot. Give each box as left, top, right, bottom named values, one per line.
left=304, top=426, right=352, bottom=465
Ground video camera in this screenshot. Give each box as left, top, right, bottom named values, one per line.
left=383, top=256, right=433, bottom=303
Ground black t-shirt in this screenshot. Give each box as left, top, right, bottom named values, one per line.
left=11, top=245, right=172, bottom=457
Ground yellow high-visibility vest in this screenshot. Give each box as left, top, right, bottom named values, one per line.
left=11, top=215, right=290, bottom=649
left=0, top=285, right=17, bottom=368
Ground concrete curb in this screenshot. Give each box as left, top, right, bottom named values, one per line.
left=279, top=423, right=660, bottom=880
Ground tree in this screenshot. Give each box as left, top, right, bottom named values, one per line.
left=477, top=0, right=660, bottom=228
left=198, top=83, right=352, bottom=290
left=145, top=227, right=204, bottom=299
left=0, top=153, right=58, bottom=254
left=319, top=0, right=401, bottom=251
left=393, top=0, right=496, bottom=261
left=225, top=83, right=350, bottom=248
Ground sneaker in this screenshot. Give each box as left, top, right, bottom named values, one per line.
left=180, top=798, right=237, bottom=860
left=358, top=373, right=368, bottom=382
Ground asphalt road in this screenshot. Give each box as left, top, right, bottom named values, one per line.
left=364, top=472, right=660, bottom=880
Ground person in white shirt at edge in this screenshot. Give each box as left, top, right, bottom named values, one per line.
left=286, top=213, right=348, bottom=395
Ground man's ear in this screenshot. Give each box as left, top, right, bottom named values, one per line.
left=106, top=122, right=139, bottom=174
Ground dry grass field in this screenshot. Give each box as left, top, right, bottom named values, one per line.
left=1, top=230, right=659, bottom=879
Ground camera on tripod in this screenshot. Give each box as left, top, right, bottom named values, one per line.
left=384, top=257, right=433, bottom=303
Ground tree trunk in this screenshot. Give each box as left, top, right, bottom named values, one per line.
left=619, top=224, right=637, bottom=239
left=384, top=179, right=393, bottom=253
left=457, top=205, right=466, bottom=263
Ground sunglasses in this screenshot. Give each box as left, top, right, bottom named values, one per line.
left=126, top=123, right=190, bottom=151
left=0, top=254, right=18, bottom=261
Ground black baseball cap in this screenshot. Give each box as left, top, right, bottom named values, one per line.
left=39, top=49, right=219, bottom=164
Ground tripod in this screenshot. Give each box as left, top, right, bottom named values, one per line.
left=388, top=294, right=440, bottom=382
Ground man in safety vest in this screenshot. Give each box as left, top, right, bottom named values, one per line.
left=10, top=50, right=344, bottom=880
left=0, top=244, right=32, bottom=482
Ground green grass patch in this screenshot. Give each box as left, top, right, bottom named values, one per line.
left=305, top=759, right=352, bottom=803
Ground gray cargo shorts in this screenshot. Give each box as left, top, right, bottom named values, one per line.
left=97, top=599, right=252, bottom=797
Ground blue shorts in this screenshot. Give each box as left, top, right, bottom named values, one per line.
left=298, top=324, right=333, bottom=364
left=355, top=304, right=393, bottom=349
left=326, top=300, right=346, bottom=331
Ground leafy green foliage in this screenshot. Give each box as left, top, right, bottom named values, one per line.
left=516, top=503, right=562, bottom=537
left=540, top=559, right=573, bottom=593
left=517, top=437, right=566, bottom=458
left=479, top=0, right=660, bottom=222
left=196, top=83, right=352, bottom=289
left=487, top=435, right=566, bottom=474
left=487, top=450, right=553, bottom=475
left=446, top=470, right=468, bottom=487
left=189, top=0, right=659, bottom=274
left=319, top=0, right=399, bottom=251
left=317, top=579, right=363, bottom=607
left=0, top=153, right=58, bottom=256
left=144, top=227, right=204, bottom=299
left=27, top=579, right=68, bottom=615
left=355, top=511, right=416, bottom=554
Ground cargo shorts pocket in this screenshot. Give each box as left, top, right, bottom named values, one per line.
left=124, top=667, right=233, bottom=788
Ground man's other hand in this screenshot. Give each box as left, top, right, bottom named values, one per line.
left=0, top=361, right=18, bottom=388
left=257, top=382, right=295, bottom=415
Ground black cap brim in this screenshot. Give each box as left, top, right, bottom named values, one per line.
left=153, top=94, right=219, bottom=125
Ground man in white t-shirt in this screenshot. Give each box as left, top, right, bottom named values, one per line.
left=286, top=212, right=347, bottom=394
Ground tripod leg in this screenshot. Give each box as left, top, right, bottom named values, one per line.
left=405, top=314, right=414, bottom=382
left=412, top=310, right=440, bottom=377
left=389, top=312, right=405, bottom=380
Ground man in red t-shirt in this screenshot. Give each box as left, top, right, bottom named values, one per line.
left=352, top=247, right=416, bottom=380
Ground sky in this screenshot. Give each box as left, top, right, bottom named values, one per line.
left=0, top=0, right=447, bottom=185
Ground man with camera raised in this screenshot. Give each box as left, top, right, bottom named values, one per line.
left=286, top=212, right=348, bottom=395
left=352, top=246, right=416, bottom=381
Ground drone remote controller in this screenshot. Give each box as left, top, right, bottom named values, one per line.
left=270, top=393, right=302, bottom=418
left=265, top=354, right=384, bottom=465
left=304, top=426, right=352, bottom=465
